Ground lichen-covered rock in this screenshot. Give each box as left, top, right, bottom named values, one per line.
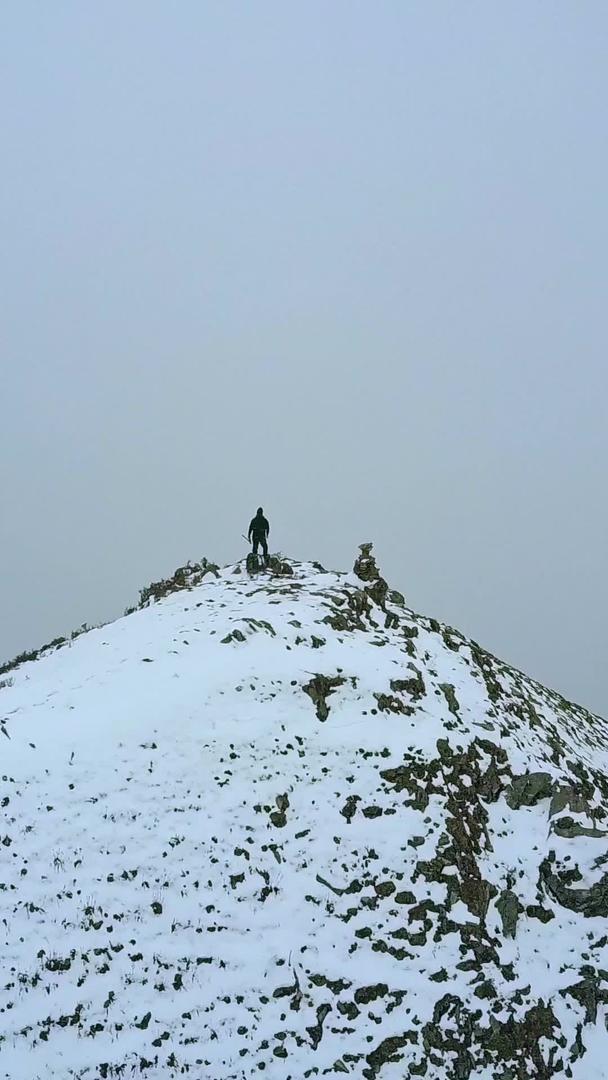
left=495, top=887, right=523, bottom=938
left=551, top=815, right=608, bottom=839
left=374, top=692, right=413, bottom=715
left=540, top=859, right=608, bottom=917
left=302, top=673, right=345, bottom=721
left=439, top=682, right=460, bottom=716
left=549, top=783, right=594, bottom=817
left=505, top=771, right=554, bottom=808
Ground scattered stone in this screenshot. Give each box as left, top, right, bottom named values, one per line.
left=341, top=795, right=361, bottom=824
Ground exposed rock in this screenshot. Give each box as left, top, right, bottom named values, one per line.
left=221, top=628, right=246, bottom=644
left=353, top=543, right=380, bottom=582
left=549, top=783, right=594, bottom=817
left=495, top=888, right=523, bottom=938
left=365, top=576, right=388, bottom=609
left=526, top=903, right=555, bottom=923
left=391, top=665, right=426, bottom=702
left=460, top=877, right=495, bottom=920
left=540, top=859, right=608, bottom=917
left=302, top=674, right=346, bottom=721
left=138, top=558, right=219, bottom=606
left=374, top=692, right=413, bottom=715
left=477, top=760, right=504, bottom=802
left=353, top=542, right=390, bottom=610
left=561, top=970, right=608, bottom=1023
left=245, top=552, right=259, bottom=575
left=551, top=815, right=608, bottom=839
left=306, top=1002, right=331, bottom=1050
left=439, top=682, right=460, bottom=716
left=340, top=795, right=361, bottom=823
left=505, top=772, right=554, bottom=809
left=267, top=555, right=293, bottom=576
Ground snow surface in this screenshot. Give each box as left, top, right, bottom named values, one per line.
left=1, top=554, right=608, bottom=1078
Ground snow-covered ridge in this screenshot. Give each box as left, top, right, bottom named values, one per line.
left=1, top=546, right=608, bottom=1078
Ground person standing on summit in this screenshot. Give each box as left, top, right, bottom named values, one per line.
left=248, top=507, right=270, bottom=563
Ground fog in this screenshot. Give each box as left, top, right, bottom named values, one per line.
left=2, top=2, right=607, bottom=715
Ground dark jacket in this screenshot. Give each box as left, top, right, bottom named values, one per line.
left=248, top=510, right=270, bottom=541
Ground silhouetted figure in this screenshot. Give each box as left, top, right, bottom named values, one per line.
left=248, top=507, right=270, bottom=563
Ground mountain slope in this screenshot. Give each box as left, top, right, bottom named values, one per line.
left=1, top=546, right=608, bottom=1079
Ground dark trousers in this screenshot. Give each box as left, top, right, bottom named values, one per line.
left=252, top=535, right=268, bottom=558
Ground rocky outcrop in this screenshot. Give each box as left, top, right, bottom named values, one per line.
left=505, top=771, right=554, bottom=808
left=138, top=558, right=219, bottom=606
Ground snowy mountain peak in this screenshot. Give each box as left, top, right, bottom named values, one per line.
left=2, top=546, right=608, bottom=1078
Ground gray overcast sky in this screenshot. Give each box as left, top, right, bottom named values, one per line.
left=1, top=3, right=607, bottom=716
